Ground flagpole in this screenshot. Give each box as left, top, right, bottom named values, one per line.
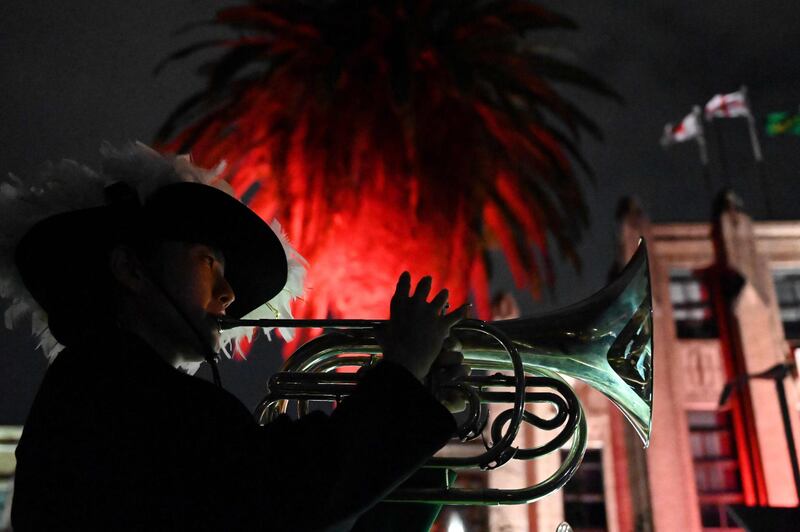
left=712, top=120, right=731, bottom=189
left=741, top=85, right=773, bottom=218
left=693, top=105, right=712, bottom=197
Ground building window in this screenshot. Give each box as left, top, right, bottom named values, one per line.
left=688, top=410, right=744, bottom=530
left=772, top=269, right=800, bottom=340
left=670, top=268, right=718, bottom=339
left=561, top=448, right=607, bottom=531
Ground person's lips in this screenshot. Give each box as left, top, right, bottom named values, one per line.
left=206, top=314, right=225, bottom=338
left=196, top=316, right=222, bottom=353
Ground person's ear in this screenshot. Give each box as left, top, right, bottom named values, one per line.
left=109, top=245, right=147, bottom=292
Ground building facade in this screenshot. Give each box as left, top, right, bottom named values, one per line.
left=455, top=194, right=800, bottom=532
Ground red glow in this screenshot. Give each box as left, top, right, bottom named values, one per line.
left=158, top=1, right=603, bottom=356
left=167, top=83, right=548, bottom=354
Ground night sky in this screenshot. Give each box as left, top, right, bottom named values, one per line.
left=2, top=1, right=799, bottom=423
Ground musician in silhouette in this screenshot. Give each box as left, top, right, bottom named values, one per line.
left=4, top=143, right=466, bottom=531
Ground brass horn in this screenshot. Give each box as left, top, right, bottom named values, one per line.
left=219, top=240, right=653, bottom=505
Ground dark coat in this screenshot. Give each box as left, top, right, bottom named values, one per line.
left=11, top=331, right=455, bottom=531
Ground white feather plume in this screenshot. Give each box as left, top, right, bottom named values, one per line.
left=0, top=159, right=106, bottom=361
left=218, top=219, right=308, bottom=356
left=0, top=142, right=304, bottom=364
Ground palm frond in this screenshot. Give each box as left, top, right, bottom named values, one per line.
left=156, top=0, right=615, bottom=338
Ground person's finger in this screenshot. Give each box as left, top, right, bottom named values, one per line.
left=433, top=349, right=463, bottom=368
left=437, top=389, right=467, bottom=413
left=437, top=363, right=469, bottom=383
left=394, top=271, right=411, bottom=299
left=429, top=358, right=469, bottom=389
left=441, top=303, right=469, bottom=330
left=442, top=334, right=462, bottom=352
left=429, top=360, right=470, bottom=413
left=430, top=288, right=449, bottom=314
left=412, top=275, right=432, bottom=302
left=433, top=378, right=469, bottom=413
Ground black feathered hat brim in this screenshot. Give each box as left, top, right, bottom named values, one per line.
left=141, top=182, right=288, bottom=318
left=16, top=182, right=288, bottom=326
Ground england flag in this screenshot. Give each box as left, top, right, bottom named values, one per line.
left=705, top=90, right=750, bottom=120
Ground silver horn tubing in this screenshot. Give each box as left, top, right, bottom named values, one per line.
left=425, top=319, right=526, bottom=471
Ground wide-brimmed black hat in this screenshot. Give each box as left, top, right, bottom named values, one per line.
left=15, top=181, right=288, bottom=328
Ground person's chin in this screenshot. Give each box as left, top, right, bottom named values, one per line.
left=205, top=316, right=224, bottom=351
left=209, top=334, right=224, bottom=354
left=177, top=324, right=219, bottom=361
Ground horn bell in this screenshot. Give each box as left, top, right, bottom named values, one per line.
left=463, top=239, right=653, bottom=446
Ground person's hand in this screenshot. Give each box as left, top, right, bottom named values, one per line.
left=377, top=272, right=467, bottom=382
left=428, top=336, right=471, bottom=413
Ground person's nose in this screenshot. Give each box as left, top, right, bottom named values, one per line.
left=215, top=274, right=236, bottom=311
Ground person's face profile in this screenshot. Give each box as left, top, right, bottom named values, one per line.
left=144, top=241, right=235, bottom=358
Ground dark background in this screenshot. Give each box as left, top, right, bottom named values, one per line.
left=2, top=0, right=799, bottom=423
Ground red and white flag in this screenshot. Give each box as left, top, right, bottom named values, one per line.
left=705, top=90, right=750, bottom=120
left=661, top=112, right=701, bottom=146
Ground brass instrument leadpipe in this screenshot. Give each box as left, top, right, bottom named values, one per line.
left=219, top=318, right=385, bottom=330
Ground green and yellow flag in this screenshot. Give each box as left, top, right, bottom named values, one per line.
left=766, top=112, right=800, bottom=136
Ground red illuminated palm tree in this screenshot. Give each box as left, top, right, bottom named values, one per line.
left=157, top=0, right=617, bottom=347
